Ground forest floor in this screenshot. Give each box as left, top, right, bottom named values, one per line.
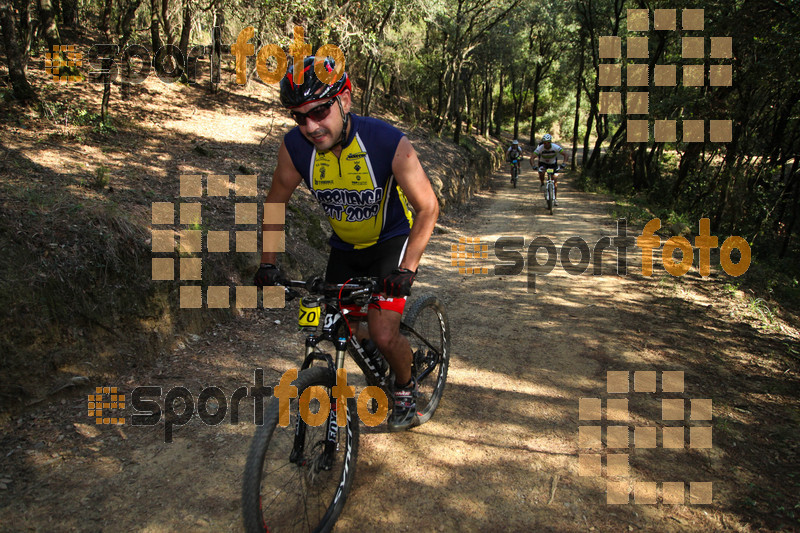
left=1, top=61, right=800, bottom=532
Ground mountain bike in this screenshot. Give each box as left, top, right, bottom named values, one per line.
left=510, top=159, right=521, bottom=188
left=242, top=277, right=450, bottom=533
left=542, top=164, right=565, bottom=215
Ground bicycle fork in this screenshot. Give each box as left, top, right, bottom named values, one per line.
left=289, top=339, right=348, bottom=470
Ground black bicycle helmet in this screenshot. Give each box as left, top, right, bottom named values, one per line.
left=280, top=56, right=351, bottom=109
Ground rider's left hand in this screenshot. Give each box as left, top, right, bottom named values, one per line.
left=381, top=268, right=416, bottom=297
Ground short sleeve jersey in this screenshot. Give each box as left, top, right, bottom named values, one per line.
left=507, top=146, right=523, bottom=159
left=534, top=142, right=564, bottom=164
left=283, top=113, right=414, bottom=251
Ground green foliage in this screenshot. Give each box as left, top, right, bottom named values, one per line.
left=91, top=165, right=110, bottom=190
left=38, top=100, right=103, bottom=128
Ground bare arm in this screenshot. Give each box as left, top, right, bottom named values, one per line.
left=391, top=136, right=439, bottom=272
left=260, top=140, right=303, bottom=265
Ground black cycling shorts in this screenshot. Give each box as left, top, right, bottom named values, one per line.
left=538, top=162, right=559, bottom=172
left=325, top=235, right=409, bottom=283
left=326, top=235, right=409, bottom=314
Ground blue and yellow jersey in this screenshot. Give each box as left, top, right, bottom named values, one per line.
left=284, top=113, right=414, bottom=250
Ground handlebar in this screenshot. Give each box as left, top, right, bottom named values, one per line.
left=276, top=277, right=380, bottom=305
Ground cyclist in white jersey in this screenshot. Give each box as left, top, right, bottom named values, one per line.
left=530, top=134, right=570, bottom=205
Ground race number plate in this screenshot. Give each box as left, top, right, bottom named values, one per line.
left=298, top=300, right=321, bottom=327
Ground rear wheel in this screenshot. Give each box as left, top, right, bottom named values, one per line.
left=242, top=366, right=359, bottom=533
left=402, top=294, right=450, bottom=424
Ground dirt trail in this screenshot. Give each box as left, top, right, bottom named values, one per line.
left=1, top=163, right=799, bottom=532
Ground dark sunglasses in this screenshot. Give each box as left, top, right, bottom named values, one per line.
left=290, top=98, right=337, bottom=126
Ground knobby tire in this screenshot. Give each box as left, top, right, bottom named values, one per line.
left=242, top=366, right=359, bottom=533
left=402, top=294, right=451, bottom=424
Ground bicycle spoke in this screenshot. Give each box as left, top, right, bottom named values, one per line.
left=244, top=366, right=359, bottom=533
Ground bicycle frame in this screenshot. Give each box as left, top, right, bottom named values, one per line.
left=544, top=169, right=556, bottom=198
left=510, top=159, right=520, bottom=186
left=286, top=280, right=441, bottom=467
left=543, top=167, right=558, bottom=214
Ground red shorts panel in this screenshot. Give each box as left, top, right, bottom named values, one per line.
left=342, top=294, right=407, bottom=316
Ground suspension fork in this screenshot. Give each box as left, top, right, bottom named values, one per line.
left=290, top=336, right=319, bottom=463
left=322, top=338, right=348, bottom=469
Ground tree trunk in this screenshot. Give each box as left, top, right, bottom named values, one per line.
left=178, top=0, right=192, bottom=60
left=61, top=0, right=78, bottom=27
left=160, top=0, right=174, bottom=45
left=99, top=0, right=112, bottom=35
left=150, top=0, right=162, bottom=54
left=435, top=60, right=453, bottom=135
left=37, top=0, right=61, bottom=53
left=452, top=64, right=462, bottom=144
left=101, top=65, right=112, bottom=122
left=487, top=81, right=493, bottom=136
left=99, top=0, right=112, bottom=122
left=464, top=69, right=473, bottom=137
left=0, top=1, right=36, bottom=99
left=480, top=76, right=490, bottom=136
left=582, top=82, right=595, bottom=172
left=530, top=88, right=539, bottom=144
left=210, top=10, right=223, bottom=93
left=362, top=57, right=382, bottom=117
left=118, top=0, right=142, bottom=100
left=13, top=0, right=33, bottom=71
left=779, top=166, right=799, bottom=257
left=529, top=65, right=544, bottom=145
left=494, top=69, right=504, bottom=137
left=571, top=32, right=585, bottom=167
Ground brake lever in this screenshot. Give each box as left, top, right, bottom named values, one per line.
left=284, top=287, right=299, bottom=301
left=305, top=276, right=325, bottom=294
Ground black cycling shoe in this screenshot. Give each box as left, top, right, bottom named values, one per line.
left=387, top=378, right=419, bottom=432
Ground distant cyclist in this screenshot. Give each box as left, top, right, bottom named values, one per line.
left=507, top=139, right=524, bottom=161
left=506, top=140, right=524, bottom=184
left=530, top=134, right=570, bottom=206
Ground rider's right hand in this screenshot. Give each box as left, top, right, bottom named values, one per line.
left=254, top=263, right=285, bottom=287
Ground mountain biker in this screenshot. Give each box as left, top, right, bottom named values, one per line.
left=254, top=57, right=440, bottom=432
left=530, top=133, right=570, bottom=206
left=506, top=139, right=522, bottom=183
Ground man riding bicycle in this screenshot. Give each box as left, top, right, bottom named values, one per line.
left=531, top=134, right=570, bottom=206
left=506, top=140, right=523, bottom=183
left=254, top=57, right=440, bottom=432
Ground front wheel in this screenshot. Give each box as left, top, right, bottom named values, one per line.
left=242, top=366, right=359, bottom=533
left=402, top=294, right=451, bottom=424
left=546, top=182, right=555, bottom=215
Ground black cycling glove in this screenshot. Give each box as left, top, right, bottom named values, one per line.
left=382, top=268, right=416, bottom=297
left=254, top=263, right=285, bottom=287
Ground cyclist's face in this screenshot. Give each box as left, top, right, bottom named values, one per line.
left=294, top=90, right=351, bottom=152
left=544, top=141, right=551, bottom=149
